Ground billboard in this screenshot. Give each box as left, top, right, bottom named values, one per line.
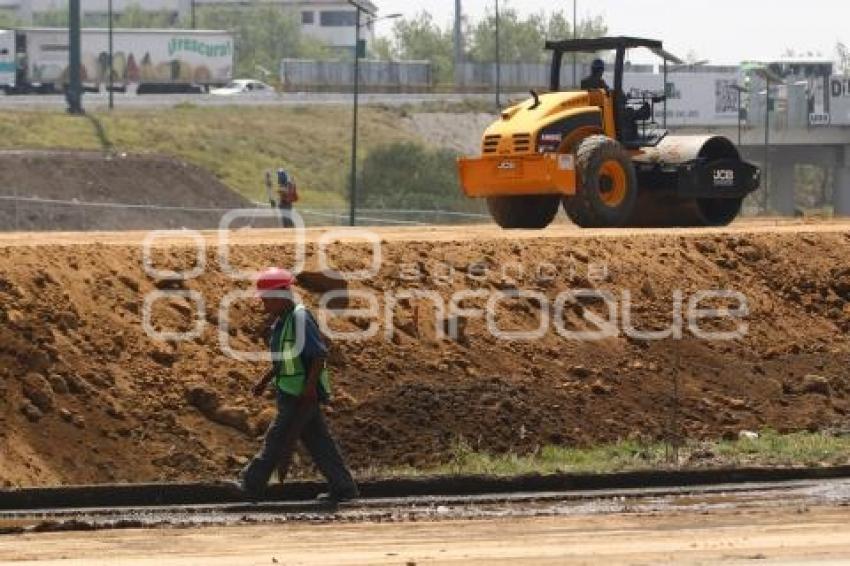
left=605, top=71, right=742, bottom=126
left=766, top=60, right=833, bottom=126
left=829, top=75, right=850, bottom=126
left=22, top=28, right=233, bottom=86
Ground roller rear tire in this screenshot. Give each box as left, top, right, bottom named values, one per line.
left=486, top=195, right=560, bottom=229
left=564, top=136, right=639, bottom=228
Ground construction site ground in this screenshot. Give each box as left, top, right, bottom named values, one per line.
left=1, top=219, right=849, bottom=488
left=3, top=482, right=850, bottom=565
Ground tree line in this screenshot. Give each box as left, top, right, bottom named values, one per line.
left=1, top=3, right=606, bottom=81
left=373, top=8, right=607, bottom=84
left=4, top=4, right=846, bottom=81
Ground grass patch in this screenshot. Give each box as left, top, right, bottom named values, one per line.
left=358, top=430, right=850, bottom=479
left=0, top=105, right=422, bottom=207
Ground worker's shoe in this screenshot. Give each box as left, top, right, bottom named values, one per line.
left=316, top=488, right=359, bottom=504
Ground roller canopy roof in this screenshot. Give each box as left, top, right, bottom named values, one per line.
left=544, top=36, right=684, bottom=65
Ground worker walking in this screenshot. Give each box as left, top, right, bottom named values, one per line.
left=274, top=169, right=299, bottom=228
left=239, top=268, right=359, bottom=502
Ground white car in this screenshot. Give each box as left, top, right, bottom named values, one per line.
left=210, top=79, right=277, bottom=97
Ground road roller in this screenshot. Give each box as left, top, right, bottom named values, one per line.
left=457, top=37, right=761, bottom=228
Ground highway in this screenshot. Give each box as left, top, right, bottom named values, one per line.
left=0, top=91, right=495, bottom=111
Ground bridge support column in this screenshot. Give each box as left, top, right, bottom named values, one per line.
left=769, top=154, right=796, bottom=216
left=834, top=146, right=850, bottom=217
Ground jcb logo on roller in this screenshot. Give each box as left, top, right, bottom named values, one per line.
left=497, top=161, right=517, bottom=170
left=713, top=169, right=735, bottom=187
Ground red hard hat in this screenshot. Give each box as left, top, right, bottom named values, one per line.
left=256, top=267, right=295, bottom=296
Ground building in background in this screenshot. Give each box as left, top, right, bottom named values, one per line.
left=0, top=0, right=377, bottom=54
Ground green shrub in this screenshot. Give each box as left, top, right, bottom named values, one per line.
left=357, top=142, right=480, bottom=212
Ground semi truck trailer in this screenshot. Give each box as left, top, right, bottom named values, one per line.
left=0, top=27, right=234, bottom=94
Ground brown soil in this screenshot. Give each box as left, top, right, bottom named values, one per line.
left=4, top=508, right=850, bottom=565
left=0, top=151, right=251, bottom=231
left=0, top=222, right=849, bottom=487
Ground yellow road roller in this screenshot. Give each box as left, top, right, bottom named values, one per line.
left=457, top=37, right=761, bottom=228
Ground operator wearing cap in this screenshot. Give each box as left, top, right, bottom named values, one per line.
left=581, top=59, right=650, bottom=142
left=581, top=59, right=610, bottom=91
left=239, top=268, right=359, bottom=502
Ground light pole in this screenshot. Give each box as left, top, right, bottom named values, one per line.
left=108, top=0, right=113, bottom=109
left=66, top=0, right=83, bottom=114
left=752, top=66, right=782, bottom=214
left=191, top=0, right=196, bottom=29
left=572, top=0, right=577, bottom=87
left=763, top=78, right=771, bottom=213
left=730, top=83, right=748, bottom=147
left=494, top=0, right=500, bottom=109
left=347, top=2, right=401, bottom=226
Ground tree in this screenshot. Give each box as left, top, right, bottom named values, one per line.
left=32, top=8, right=68, bottom=27
left=197, top=5, right=332, bottom=77
left=357, top=142, right=479, bottom=212
left=468, top=7, right=547, bottom=63
left=0, top=11, right=18, bottom=28
left=467, top=7, right=607, bottom=64
left=370, top=36, right=394, bottom=61
left=116, top=5, right=175, bottom=28
left=386, top=12, right=454, bottom=83
left=837, top=42, right=850, bottom=75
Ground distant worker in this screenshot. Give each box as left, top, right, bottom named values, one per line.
left=270, top=168, right=299, bottom=228
left=239, top=268, right=359, bottom=503
left=580, top=58, right=609, bottom=91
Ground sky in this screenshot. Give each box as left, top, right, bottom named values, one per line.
left=373, top=0, right=849, bottom=65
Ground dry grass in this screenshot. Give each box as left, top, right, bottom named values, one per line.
left=358, top=430, right=850, bottom=479
left=0, top=104, right=419, bottom=207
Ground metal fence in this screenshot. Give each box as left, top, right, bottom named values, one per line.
left=0, top=194, right=490, bottom=232
left=1, top=193, right=817, bottom=233
left=280, top=59, right=432, bottom=92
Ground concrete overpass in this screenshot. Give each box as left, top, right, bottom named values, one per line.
left=672, top=124, right=850, bottom=216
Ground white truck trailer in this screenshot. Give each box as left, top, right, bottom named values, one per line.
left=0, top=27, right=234, bottom=94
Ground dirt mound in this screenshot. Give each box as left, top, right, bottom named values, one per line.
left=0, top=151, right=251, bottom=231
left=0, top=225, right=849, bottom=487
left=404, top=113, right=497, bottom=155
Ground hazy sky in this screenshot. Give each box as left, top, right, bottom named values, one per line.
left=373, top=0, right=848, bottom=64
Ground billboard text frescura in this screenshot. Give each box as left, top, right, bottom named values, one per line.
left=168, top=38, right=232, bottom=58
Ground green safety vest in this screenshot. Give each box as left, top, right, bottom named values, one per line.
left=274, top=304, right=331, bottom=397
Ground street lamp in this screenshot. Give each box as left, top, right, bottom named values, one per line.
left=572, top=0, right=577, bottom=87
left=494, top=0, right=500, bottom=109
left=742, top=64, right=782, bottom=214
left=729, top=81, right=749, bottom=147
left=66, top=0, right=83, bottom=114
left=108, top=0, right=113, bottom=110
left=347, top=1, right=401, bottom=227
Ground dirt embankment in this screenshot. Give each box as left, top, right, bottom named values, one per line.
left=0, top=226, right=849, bottom=487
left=0, top=151, right=251, bottom=231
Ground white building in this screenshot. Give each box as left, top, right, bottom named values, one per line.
left=0, top=0, right=378, bottom=53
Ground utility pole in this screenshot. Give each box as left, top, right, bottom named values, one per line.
left=108, top=0, right=114, bottom=110
left=66, top=0, right=83, bottom=114
left=572, top=0, right=577, bottom=87
left=191, top=0, right=196, bottom=29
left=763, top=77, right=770, bottom=214
left=454, top=0, right=463, bottom=87
left=494, top=0, right=500, bottom=109
left=347, top=1, right=371, bottom=227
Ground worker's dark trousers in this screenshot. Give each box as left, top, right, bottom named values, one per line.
left=278, top=203, right=294, bottom=228
left=240, top=391, right=357, bottom=497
